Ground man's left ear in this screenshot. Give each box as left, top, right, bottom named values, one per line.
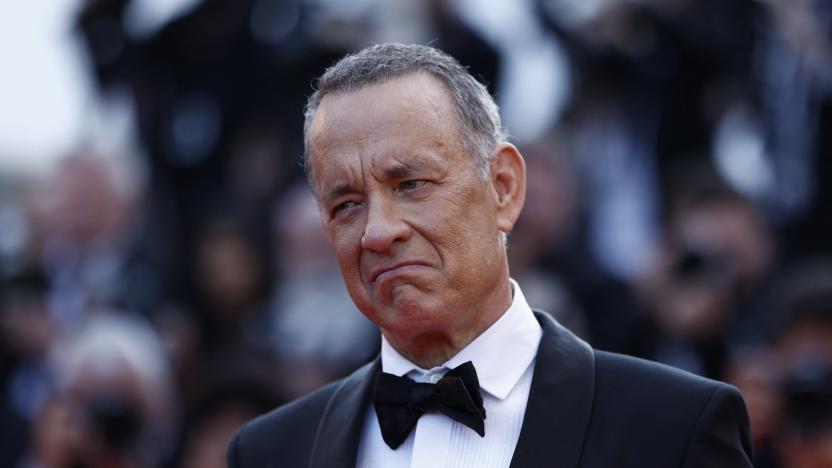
left=490, top=143, right=526, bottom=233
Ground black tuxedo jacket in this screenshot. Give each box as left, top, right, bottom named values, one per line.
left=228, top=312, right=752, bottom=467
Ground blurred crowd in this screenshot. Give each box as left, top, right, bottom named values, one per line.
left=0, top=0, right=831, bottom=467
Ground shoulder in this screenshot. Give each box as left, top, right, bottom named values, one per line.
left=584, top=351, right=752, bottom=467
left=227, top=378, right=343, bottom=468
left=593, top=350, right=731, bottom=399
left=591, top=349, right=744, bottom=424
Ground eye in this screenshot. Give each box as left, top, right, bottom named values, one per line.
left=399, top=180, right=427, bottom=192
left=332, top=200, right=360, bottom=217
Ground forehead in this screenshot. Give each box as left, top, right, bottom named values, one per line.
left=311, top=72, right=459, bottom=141
left=307, top=73, right=466, bottom=190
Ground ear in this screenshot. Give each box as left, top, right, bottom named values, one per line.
left=490, top=143, right=526, bottom=233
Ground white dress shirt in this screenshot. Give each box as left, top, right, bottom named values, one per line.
left=356, top=279, right=543, bottom=468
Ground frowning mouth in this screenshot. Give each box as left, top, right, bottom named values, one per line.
left=370, top=262, right=430, bottom=283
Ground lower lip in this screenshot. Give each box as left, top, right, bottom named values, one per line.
left=374, top=264, right=427, bottom=284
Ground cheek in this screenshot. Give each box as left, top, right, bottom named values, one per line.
left=421, top=189, right=498, bottom=272
left=435, top=185, right=496, bottom=241
left=330, top=225, right=364, bottom=276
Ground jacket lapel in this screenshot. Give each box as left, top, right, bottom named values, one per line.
left=308, top=357, right=380, bottom=468
left=510, top=311, right=596, bottom=468
left=307, top=311, right=595, bottom=468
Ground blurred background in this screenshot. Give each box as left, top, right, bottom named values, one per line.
left=0, top=0, right=830, bottom=466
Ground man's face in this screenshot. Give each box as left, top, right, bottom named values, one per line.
left=307, top=73, right=510, bottom=342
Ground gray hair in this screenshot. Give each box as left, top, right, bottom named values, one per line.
left=303, top=43, right=506, bottom=186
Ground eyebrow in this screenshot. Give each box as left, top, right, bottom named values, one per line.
left=321, top=182, right=357, bottom=205
left=383, top=160, right=429, bottom=180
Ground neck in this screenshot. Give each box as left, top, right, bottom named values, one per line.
left=382, top=276, right=513, bottom=369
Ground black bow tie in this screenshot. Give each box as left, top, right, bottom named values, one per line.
left=373, top=360, right=486, bottom=449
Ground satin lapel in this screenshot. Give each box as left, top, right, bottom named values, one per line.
left=308, top=357, right=380, bottom=468
left=509, top=311, right=596, bottom=468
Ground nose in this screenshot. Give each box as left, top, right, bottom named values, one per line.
left=361, top=198, right=411, bottom=252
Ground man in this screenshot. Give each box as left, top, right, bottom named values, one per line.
left=228, top=43, right=752, bottom=468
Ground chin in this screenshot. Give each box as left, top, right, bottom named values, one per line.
left=353, top=283, right=448, bottom=331
left=384, top=293, right=448, bottom=332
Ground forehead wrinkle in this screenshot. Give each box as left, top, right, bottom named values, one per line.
left=315, top=147, right=368, bottom=202
left=374, top=128, right=459, bottom=179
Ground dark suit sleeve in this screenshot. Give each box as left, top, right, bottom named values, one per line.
left=681, top=385, right=753, bottom=468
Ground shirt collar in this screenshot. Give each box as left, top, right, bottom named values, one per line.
left=380, top=278, right=542, bottom=400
